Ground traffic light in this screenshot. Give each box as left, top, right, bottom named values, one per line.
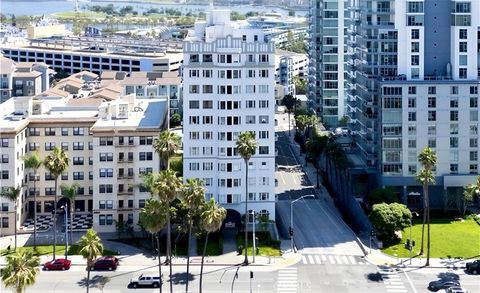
left=250, top=271, right=254, bottom=279
left=370, top=230, right=375, bottom=238
left=289, top=227, right=293, bottom=237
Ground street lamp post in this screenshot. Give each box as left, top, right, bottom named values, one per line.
left=290, top=195, right=315, bottom=253
left=62, top=204, right=68, bottom=260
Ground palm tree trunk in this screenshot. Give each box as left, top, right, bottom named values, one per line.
left=14, top=201, right=17, bottom=250
left=53, top=179, right=58, bottom=260
left=244, top=159, right=249, bottom=265
left=86, top=265, right=90, bottom=293
left=167, top=211, right=173, bottom=293
left=426, top=192, right=431, bottom=266
left=70, top=206, right=74, bottom=246
left=288, top=112, right=291, bottom=137
left=420, top=184, right=427, bottom=255
left=156, top=233, right=163, bottom=293
left=33, top=173, right=37, bottom=249
left=199, top=232, right=209, bottom=293
left=185, top=222, right=192, bottom=293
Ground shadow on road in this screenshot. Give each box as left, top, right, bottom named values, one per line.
left=169, top=272, right=195, bottom=285
left=437, top=271, right=460, bottom=281
left=366, top=272, right=383, bottom=282
left=77, top=275, right=111, bottom=291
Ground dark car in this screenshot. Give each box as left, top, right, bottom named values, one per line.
left=43, top=258, right=71, bottom=271
left=91, top=256, right=118, bottom=271
left=465, top=259, right=480, bottom=274
left=427, top=280, right=460, bottom=292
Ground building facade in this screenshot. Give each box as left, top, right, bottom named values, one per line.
left=182, top=10, right=276, bottom=222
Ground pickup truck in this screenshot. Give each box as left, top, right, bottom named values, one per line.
left=129, top=273, right=162, bottom=288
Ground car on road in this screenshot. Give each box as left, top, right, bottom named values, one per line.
left=129, top=274, right=162, bottom=288
left=91, top=256, right=118, bottom=271
left=427, top=280, right=460, bottom=291
left=43, top=258, right=71, bottom=271
left=465, top=259, right=480, bottom=274
left=444, top=286, right=468, bottom=293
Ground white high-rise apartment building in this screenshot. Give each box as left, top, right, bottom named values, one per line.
left=182, top=10, right=276, bottom=222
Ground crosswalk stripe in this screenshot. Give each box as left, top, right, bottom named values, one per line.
left=328, top=255, right=335, bottom=264
left=302, top=255, right=307, bottom=264
left=321, top=255, right=327, bottom=261
left=334, top=255, right=342, bottom=264
left=308, top=255, right=314, bottom=264
left=348, top=255, right=356, bottom=264
left=314, top=255, right=321, bottom=264
left=342, top=255, right=349, bottom=264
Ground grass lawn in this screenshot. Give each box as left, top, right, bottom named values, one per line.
left=0, top=244, right=118, bottom=257
left=382, top=219, right=480, bottom=258
left=197, top=233, right=223, bottom=256
left=237, top=232, right=282, bottom=257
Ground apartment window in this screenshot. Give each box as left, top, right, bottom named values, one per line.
left=189, top=163, right=200, bottom=171
left=427, top=97, right=436, bottom=108
left=189, top=100, right=200, bottom=109
left=428, top=111, right=436, bottom=121
left=61, top=128, right=69, bottom=136
left=470, top=151, right=478, bottom=161
left=408, top=86, right=416, bottom=95
left=246, top=115, right=256, bottom=124
left=139, top=152, right=153, bottom=161
left=259, top=115, right=269, bottom=124
left=1, top=170, right=9, bottom=179
left=259, top=146, right=269, bottom=155
left=45, top=188, right=55, bottom=195
left=459, top=29, right=467, bottom=39
left=470, top=164, right=478, bottom=174
left=203, top=131, right=213, bottom=140
left=411, top=55, right=419, bottom=66
left=470, top=97, right=478, bottom=108
left=258, top=131, right=269, bottom=139
left=428, top=138, right=436, bottom=148
left=449, top=110, right=459, bottom=121
left=29, top=128, right=40, bottom=136
left=61, top=172, right=68, bottom=180
left=73, top=172, right=84, bottom=180
left=202, top=70, right=213, bottom=78
left=45, top=142, right=56, bottom=151
left=428, top=86, right=436, bottom=95
left=99, top=215, right=106, bottom=225
left=73, top=142, right=84, bottom=150
left=1, top=217, right=8, bottom=228
left=203, top=100, right=213, bottom=109
left=89, top=157, right=93, bottom=165
left=411, top=29, right=419, bottom=39
left=73, top=157, right=84, bottom=165
left=28, top=142, right=39, bottom=151
left=408, top=139, right=416, bottom=148
left=259, top=100, right=269, bottom=108
left=0, top=154, right=8, bottom=163
left=139, top=136, right=153, bottom=145
left=99, top=168, right=113, bottom=178
left=45, top=128, right=56, bottom=136
left=88, top=142, right=93, bottom=150
left=470, top=86, right=478, bottom=95
left=470, top=111, right=478, bottom=122
left=246, top=100, right=255, bottom=108
left=450, top=137, right=459, bottom=148
left=99, top=184, right=113, bottom=193
left=99, top=153, right=113, bottom=162
left=203, top=162, right=213, bottom=171
left=408, top=97, right=416, bottom=108
left=470, top=125, right=478, bottom=135
left=139, top=199, right=145, bottom=208
left=89, top=171, right=93, bottom=180
left=408, top=126, right=416, bottom=135
left=408, top=112, right=416, bottom=122
left=190, top=116, right=200, bottom=124
left=73, top=127, right=84, bottom=136
left=428, top=126, right=436, bottom=135
left=411, top=42, right=419, bottom=53
left=459, top=68, right=467, bottom=79
left=61, top=142, right=68, bottom=151
left=100, top=137, right=113, bottom=146
left=470, top=138, right=478, bottom=148
left=450, top=164, right=458, bottom=174
left=450, top=124, right=459, bottom=135
left=459, top=42, right=467, bottom=53
left=203, top=116, right=213, bottom=124
left=189, top=85, right=199, bottom=94
left=189, top=132, right=200, bottom=140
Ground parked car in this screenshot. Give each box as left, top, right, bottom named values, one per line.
left=129, top=274, right=162, bottom=288
left=43, top=258, right=71, bottom=271
left=465, top=259, right=480, bottom=274
left=91, top=256, right=118, bottom=271
left=428, top=280, right=460, bottom=292
left=445, top=286, right=468, bottom=293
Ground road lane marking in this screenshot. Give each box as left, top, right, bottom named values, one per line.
left=342, top=255, right=349, bottom=264
left=301, top=255, right=307, bottom=264
left=328, top=255, right=335, bottom=264
left=307, top=255, right=314, bottom=264
left=348, top=256, right=356, bottom=264
left=402, top=269, right=418, bottom=293
left=314, top=255, right=321, bottom=264
left=334, top=255, right=342, bottom=264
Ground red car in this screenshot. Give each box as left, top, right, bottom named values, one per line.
left=43, top=258, right=71, bottom=271
left=91, top=256, right=118, bottom=271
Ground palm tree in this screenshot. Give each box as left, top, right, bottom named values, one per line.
left=416, top=147, right=437, bottom=266
left=23, top=151, right=42, bottom=249
left=44, top=146, right=69, bottom=260
left=0, top=186, right=22, bottom=250
left=139, top=198, right=167, bottom=293
left=282, top=94, right=298, bottom=136
left=463, top=176, right=480, bottom=214
left=0, top=249, right=40, bottom=293
left=199, top=199, right=226, bottom=293
left=180, top=178, right=206, bottom=293
left=236, top=131, right=257, bottom=265
left=153, top=169, right=182, bottom=293
left=153, top=130, right=181, bottom=170
left=78, top=229, right=104, bottom=293
left=60, top=183, right=79, bottom=246
left=306, top=135, right=329, bottom=188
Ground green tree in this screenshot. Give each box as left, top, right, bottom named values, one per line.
left=44, top=146, right=69, bottom=260
left=199, top=199, right=226, bottom=293
left=78, top=229, right=104, bottom=293
left=153, top=130, right=181, bottom=170
left=139, top=199, right=167, bottom=293
left=60, top=183, right=79, bottom=247
left=462, top=176, right=479, bottom=215
left=282, top=94, right=298, bottom=136
left=0, top=186, right=22, bottom=250
left=180, top=179, right=205, bottom=293
left=416, top=147, right=437, bottom=266
left=152, top=170, right=182, bottom=293
left=236, top=131, right=257, bottom=265
left=170, top=113, right=181, bottom=127
left=0, top=249, right=40, bottom=293
left=293, top=76, right=307, bottom=95
left=369, top=203, right=412, bottom=242
left=367, top=187, right=399, bottom=206
left=23, top=152, right=42, bottom=249
left=306, top=135, right=329, bottom=188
